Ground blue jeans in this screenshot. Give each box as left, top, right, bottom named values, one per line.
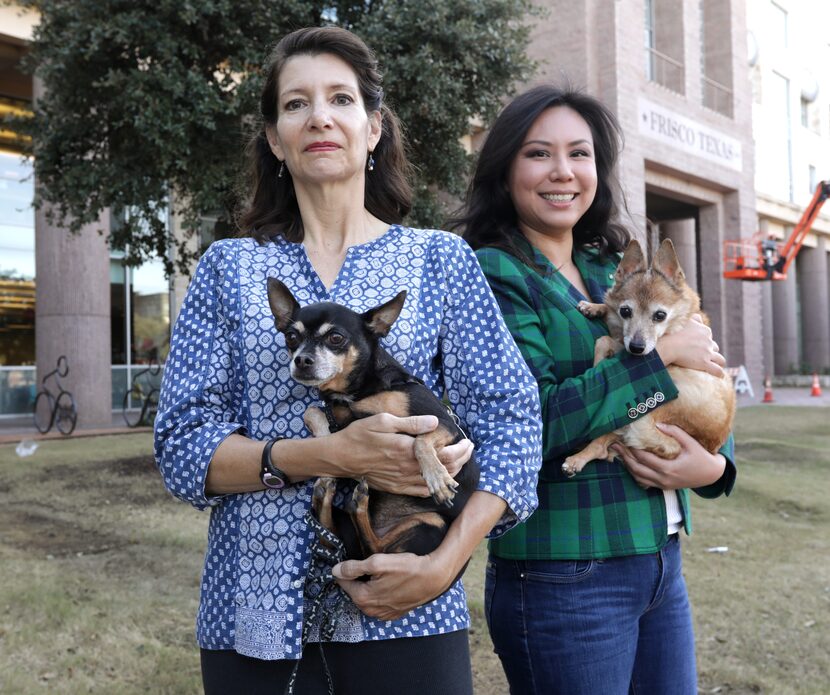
left=484, top=535, right=696, bottom=695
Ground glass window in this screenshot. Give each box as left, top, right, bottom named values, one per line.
left=644, top=0, right=685, bottom=94
left=770, top=2, right=788, bottom=50
left=109, top=202, right=172, bottom=417
left=110, top=255, right=127, bottom=365
left=767, top=72, right=793, bottom=202
left=644, top=0, right=655, bottom=80
left=0, top=151, right=35, bottom=365
left=131, top=259, right=169, bottom=364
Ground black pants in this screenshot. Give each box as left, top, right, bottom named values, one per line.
left=201, top=630, right=473, bottom=695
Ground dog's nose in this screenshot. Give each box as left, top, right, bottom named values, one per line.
left=628, top=340, right=645, bottom=355
left=294, top=354, right=314, bottom=369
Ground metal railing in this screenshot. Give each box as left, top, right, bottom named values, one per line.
left=0, top=366, right=36, bottom=418
left=703, top=75, right=734, bottom=117
left=646, top=47, right=685, bottom=94
left=0, top=363, right=165, bottom=417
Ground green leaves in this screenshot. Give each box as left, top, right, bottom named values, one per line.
left=12, top=0, right=536, bottom=275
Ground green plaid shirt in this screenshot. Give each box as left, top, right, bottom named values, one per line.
left=477, top=237, right=735, bottom=560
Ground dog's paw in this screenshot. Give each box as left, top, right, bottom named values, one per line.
left=422, top=465, right=458, bottom=507
left=578, top=301, right=605, bottom=318
left=304, top=406, right=331, bottom=437
left=312, top=476, right=336, bottom=501
left=561, top=459, right=580, bottom=478
left=312, top=476, right=337, bottom=518
left=347, top=478, right=370, bottom=514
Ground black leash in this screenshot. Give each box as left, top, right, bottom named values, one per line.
left=283, top=510, right=348, bottom=695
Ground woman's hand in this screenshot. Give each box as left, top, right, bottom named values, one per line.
left=611, top=423, right=726, bottom=490
left=332, top=552, right=455, bottom=621
left=326, top=414, right=474, bottom=497
left=332, top=491, right=506, bottom=620
left=656, top=314, right=726, bottom=377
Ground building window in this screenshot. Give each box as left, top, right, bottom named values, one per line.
left=645, top=0, right=656, bottom=81
left=756, top=71, right=795, bottom=203
left=800, top=76, right=820, bottom=134
left=110, top=209, right=171, bottom=408
left=770, top=2, right=788, bottom=50
left=700, top=0, right=734, bottom=117
left=750, top=64, right=762, bottom=104
left=0, top=150, right=35, bottom=367
left=809, top=165, right=817, bottom=194
left=644, top=0, right=685, bottom=94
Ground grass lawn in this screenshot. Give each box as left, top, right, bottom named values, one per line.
left=0, top=406, right=828, bottom=694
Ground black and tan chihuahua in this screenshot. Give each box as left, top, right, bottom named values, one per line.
left=267, top=278, right=480, bottom=562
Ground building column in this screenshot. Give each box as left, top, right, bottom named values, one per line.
left=33, top=73, right=112, bottom=430
left=697, top=202, right=726, bottom=353
left=718, top=191, right=763, bottom=384
left=660, top=218, right=698, bottom=292
left=772, top=260, right=799, bottom=374
left=797, top=239, right=830, bottom=372
left=35, top=209, right=112, bottom=428
left=760, top=281, right=774, bottom=377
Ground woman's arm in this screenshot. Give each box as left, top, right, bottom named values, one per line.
left=333, top=490, right=506, bottom=620
left=477, top=249, right=677, bottom=461
left=204, top=414, right=474, bottom=497
left=657, top=317, right=726, bottom=377
left=614, top=427, right=736, bottom=496
left=155, top=242, right=473, bottom=506
left=334, top=234, right=544, bottom=616
left=477, top=249, right=724, bottom=463
left=154, top=242, right=248, bottom=510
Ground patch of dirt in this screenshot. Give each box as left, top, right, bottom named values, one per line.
left=775, top=499, right=823, bottom=520
left=63, top=454, right=170, bottom=507
left=103, top=454, right=158, bottom=477
left=0, top=507, right=134, bottom=557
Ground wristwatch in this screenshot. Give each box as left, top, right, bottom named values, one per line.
left=260, top=437, right=288, bottom=490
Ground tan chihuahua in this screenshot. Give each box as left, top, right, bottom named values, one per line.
left=561, top=239, right=735, bottom=476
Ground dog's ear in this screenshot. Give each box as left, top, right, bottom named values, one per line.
left=363, top=290, right=407, bottom=337
left=267, top=278, right=300, bottom=332
left=653, top=238, right=685, bottom=284
left=615, top=240, right=647, bottom=281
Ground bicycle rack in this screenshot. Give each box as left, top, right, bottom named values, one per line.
left=123, top=358, right=161, bottom=428
left=33, top=355, right=78, bottom=436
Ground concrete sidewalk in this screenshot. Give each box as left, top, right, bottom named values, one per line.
left=737, top=385, right=830, bottom=408
left=0, top=386, right=826, bottom=445
left=0, top=413, right=150, bottom=445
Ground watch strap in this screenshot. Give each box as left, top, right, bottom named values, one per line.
left=260, top=437, right=287, bottom=489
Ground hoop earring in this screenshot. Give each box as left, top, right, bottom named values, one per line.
left=278, top=161, right=285, bottom=178
left=367, top=153, right=375, bottom=172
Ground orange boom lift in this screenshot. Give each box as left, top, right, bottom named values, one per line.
left=723, top=180, right=830, bottom=281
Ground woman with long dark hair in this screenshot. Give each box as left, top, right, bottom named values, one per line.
left=155, top=27, right=541, bottom=695
left=453, top=85, right=736, bottom=694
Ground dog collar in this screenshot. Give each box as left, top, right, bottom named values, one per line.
left=323, top=403, right=342, bottom=433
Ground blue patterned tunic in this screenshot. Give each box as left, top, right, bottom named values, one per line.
left=154, top=225, right=542, bottom=660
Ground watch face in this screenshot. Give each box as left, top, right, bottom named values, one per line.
left=262, top=472, right=286, bottom=490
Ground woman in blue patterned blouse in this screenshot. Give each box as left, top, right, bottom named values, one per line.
left=154, top=27, right=542, bottom=694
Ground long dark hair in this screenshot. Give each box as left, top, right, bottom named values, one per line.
left=452, top=85, right=630, bottom=263
left=238, top=27, right=412, bottom=240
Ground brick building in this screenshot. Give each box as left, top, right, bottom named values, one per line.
left=523, top=0, right=830, bottom=384
left=1, top=1, right=829, bottom=425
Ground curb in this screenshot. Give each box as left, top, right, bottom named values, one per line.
left=0, top=426, right=152, bottom=446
